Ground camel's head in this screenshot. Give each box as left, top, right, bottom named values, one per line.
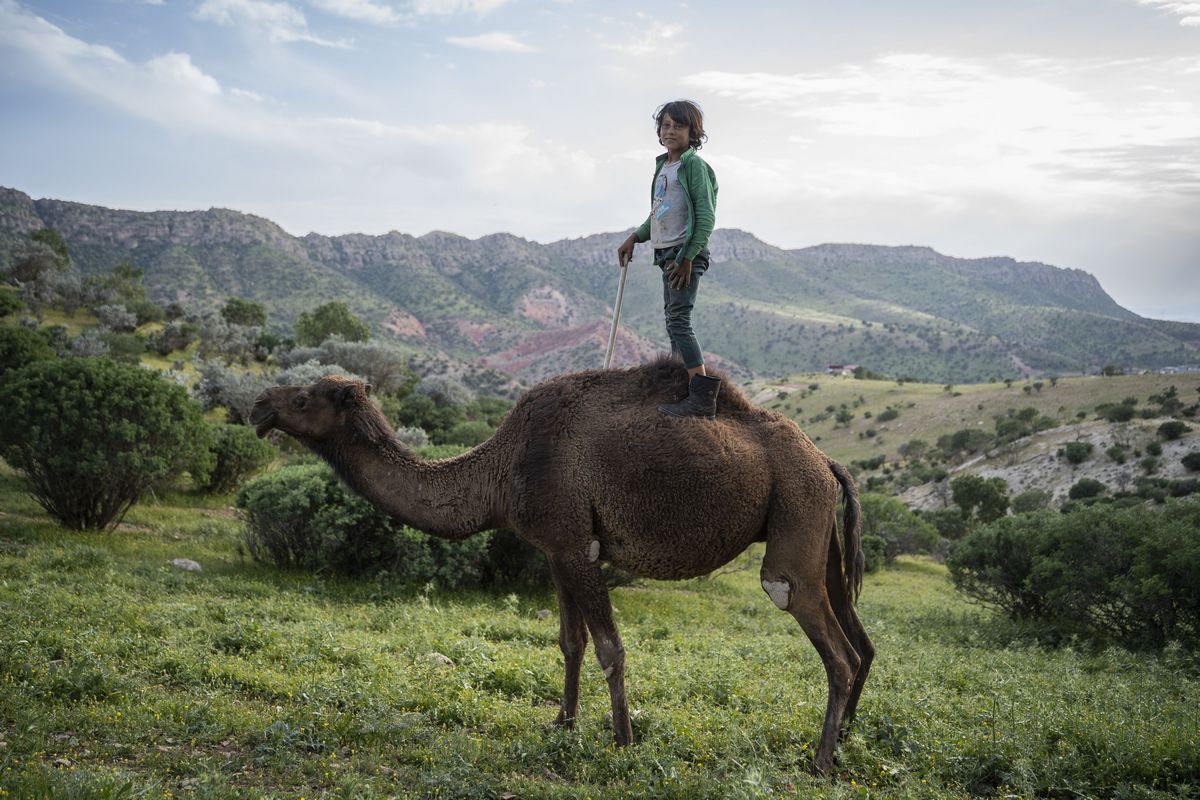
left=249, top=376, right=373, bottom=442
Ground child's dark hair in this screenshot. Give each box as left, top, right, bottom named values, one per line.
left=654, top=100, right=707, bottom=151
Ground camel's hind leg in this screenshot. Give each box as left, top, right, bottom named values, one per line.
left=826, top=540, right=874, bottom=732
left=549, top=561, right=589, bottom=728
left=760, top=514, right=861, bottom=775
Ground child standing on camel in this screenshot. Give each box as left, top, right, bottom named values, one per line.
left=616, top=99, right=720, bottom=419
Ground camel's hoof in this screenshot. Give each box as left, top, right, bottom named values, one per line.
left=552, top=711, right=577, bottom=730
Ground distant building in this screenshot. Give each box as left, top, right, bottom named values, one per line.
left=826, top=364, right=859, bottom=376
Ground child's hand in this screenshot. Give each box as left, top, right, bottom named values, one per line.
left=668, top=259, right=693, bottom=289
left=617, top=236, right=636, bottom=267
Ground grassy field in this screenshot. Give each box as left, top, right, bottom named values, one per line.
left=749, top=372, right=1200, bottom=464
left=1, top=467, right=1198, bottom=799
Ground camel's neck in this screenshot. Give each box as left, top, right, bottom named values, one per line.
left=312, top=426, right=508, bottom=540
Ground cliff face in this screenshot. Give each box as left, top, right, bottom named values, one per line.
left=2, top=185, right=1196, bottom=382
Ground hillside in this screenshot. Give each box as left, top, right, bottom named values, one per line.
left=3, top=185, right=1198, bottom=383
left=749, top=370, right=1200, bottom=506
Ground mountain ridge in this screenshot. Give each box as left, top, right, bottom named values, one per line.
left=2, top=185, right=1196, bottom=383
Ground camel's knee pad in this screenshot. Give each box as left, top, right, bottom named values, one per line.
left=761, top=577, right=792, bottom=610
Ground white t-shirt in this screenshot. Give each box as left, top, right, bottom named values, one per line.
left=650, top=160, right=689, bottom=249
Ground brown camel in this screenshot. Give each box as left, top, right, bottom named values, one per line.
left=249, top=357, right=873, bottom=774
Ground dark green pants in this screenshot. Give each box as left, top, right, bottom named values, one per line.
left=654, top=245, right=710, bottom=369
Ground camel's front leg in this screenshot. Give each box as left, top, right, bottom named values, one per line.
left=549, top=562, right=588, bottom=728
left=550, top=552, right=632, bottom=746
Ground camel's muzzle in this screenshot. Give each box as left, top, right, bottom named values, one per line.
left=248, top=394, right=277, bottom=439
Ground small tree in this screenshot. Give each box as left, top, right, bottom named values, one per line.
left=0, top=359, right=213, bottom=530
left=0, top=326, right=55, bottom=378
left=294, top=301, right=370, bottom=346
left=222, top=296, right=267, bottom=328
left=1010, top=488, right=1053, bottom=513
left=950, top=474, right=1010, bottom=523
left=1158, top=420, right=1192, bottom=441
left=1063, top=441, right=1094, bottom=465
left=1068, top=478, right=1107, bottom=500
left=200, top=423, right=277, bottom=494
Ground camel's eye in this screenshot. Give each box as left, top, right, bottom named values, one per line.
left=292, top=394, right=309, bottom=410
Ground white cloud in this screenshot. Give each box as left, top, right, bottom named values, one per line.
left=1134, top=0, right=1200, bottom=26
left=446, top=31, right=532, bottom=52
left=146, top=52, right=222, bottom=96
left=194, top=0, right=350, bottom=46
left=309, top=0, right=405, bottom=25
left=0, top=1, right=593, bottom=229
left=597, top=14, right=681, bottom=57
left=412, top=0, right=508, bottom=15
left=685, top=53, right=1200, bottom=210
left=0, top=0, right=124, bottom=65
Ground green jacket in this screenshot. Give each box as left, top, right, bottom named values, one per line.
left=633, top=147, right=718, bottom=263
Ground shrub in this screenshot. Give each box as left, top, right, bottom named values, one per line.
left=1063, top=441, right=1093, bottom=465
left=1158, top=420, right=1192, bottom=441
left=148, top=321, right=200, bottom=356
left=200, top=423, right=277, bottom=494
left=0, top=289, right=22, bottom=316
left=922, top=507, right=970, bottom=540
left=127, top=298, right=165, bottom=326
left=861, top=535, right=887, bottom=573
left=192, top=362, right=274, bottom=424
left=94, top=303, right=138, bottom=332
left=1010, top=488, right=1053, bottom=513
left=1068, top=478, right=1107, bottom=500
left=876, top=407, right=899, bottom=422
left=0, top=326, right=55, bottom=378
left=1096, top=403, right=1136, bottom=422
left=948, top=502, right=1200, bottom=649
left=1183, top=452, right=1200, bottom=472
left=237, top=464, right=493, bottom=585
left=950, top=474, right=1010, bottom=523
left=0, top=359, right=213, bottom=530
left=294, top=301, right=370, bottom=346
left=1146, top=441, right=1163, bottom=457
left=443, top=420, right=494, bottom=447
left=860, top=493, right=940, bottom=561
left=1105, top=444, right=1127, bottom=465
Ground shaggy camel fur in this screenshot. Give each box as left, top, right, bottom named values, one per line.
left=249, top=358, right=873, bottom=774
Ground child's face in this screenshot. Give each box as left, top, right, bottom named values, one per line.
left=658, top=114, right=690, bottom=151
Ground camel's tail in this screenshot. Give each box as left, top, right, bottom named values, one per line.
left=828, top=457, right=863, bottom=604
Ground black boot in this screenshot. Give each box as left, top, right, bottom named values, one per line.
left=659, top=374, right=721, bottom=419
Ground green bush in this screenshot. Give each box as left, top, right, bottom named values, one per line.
left=0, top=326, right=55, bottom=378
left=200, top=423, right=277, bottom=494
left=443, top=419, right=494, bottom=447
left=861, top=534, right=887, bottom=573
left=948, top=502, right=1200, bottom=649
left=950, top=474, right=1010, bottom=523
left=1183, top=452, right=1200, bottom=472
left=1158, top=420, right=1192, bottom=441
left=237, top=464, right=494, bottom=586
left=0, top=359, right=213, bottom=530
left=1010, top=488, right=1053, bottom=513
left=0, top=289, right=22, bottom=316
left=922, top=507, right=970, bottom=540
left=1068, top=478, right=1107, bottom=500
left=860, top=493, right=941, bottom=561
left=1062, top=441, right=1093, bottom=465
left=1096, top=403, right=1136, bottom=422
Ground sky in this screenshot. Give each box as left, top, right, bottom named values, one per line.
left=1, top=0, right=1198, bottom=322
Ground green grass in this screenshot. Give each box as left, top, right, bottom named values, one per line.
left=1, top=475, right=1198, bottom=799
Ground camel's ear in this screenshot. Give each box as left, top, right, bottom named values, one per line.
left=363, top=383, right=373, bottom=397
left=333, top=384, right=357, bottom=408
